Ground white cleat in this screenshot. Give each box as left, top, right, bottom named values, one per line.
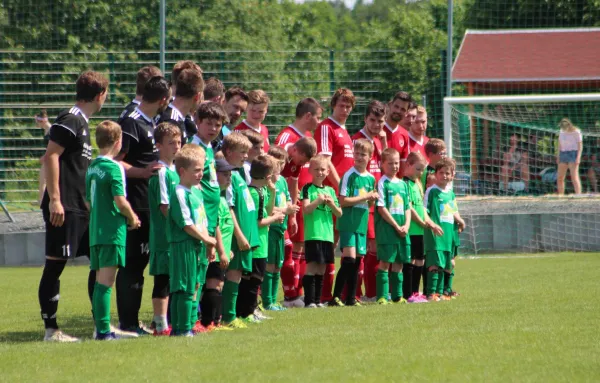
left=44, top=330, right=80, bottom=343
left=282, top=297, right=305, bottom=308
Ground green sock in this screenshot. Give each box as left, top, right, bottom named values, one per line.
left=92, top=282, right=112, bottom=335
left=444, top=270, right=454, bottom=293
left=170, top=293, right=180, bottom=333
left=398, top=269, right=404, bottom=298
left=426, top=269, right=438, bottom=296
left=390, top=271, right=401, bottom=301
left=261, top=272, right=274, bottom=307
left=376, top=269, right=388, bottom=300
left=190, top=298, right=198, bottom=326
left=436, top=271, right=445, bottom=295
left=271, top=272, right=281, bottom=305
left=177, top=292, right=194, bottom=332
left=221, top=280, right=239, bottom=323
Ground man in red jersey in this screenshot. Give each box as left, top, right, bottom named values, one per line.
left=384, top=91, right=412, bottom=176
left=315, top=88, right=356, bottom=304
left=408, top=105, right=430, bottom=162
left=234, top=89, right=270, bottom=152
left=275, top=98, right=322, bottom=308
left=350, top=101, right=387, bottom=303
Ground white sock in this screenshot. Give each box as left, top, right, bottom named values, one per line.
left=154, top=315, right=168, bottom=332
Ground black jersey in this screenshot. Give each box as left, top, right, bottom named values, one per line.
left=41, top=106, right=93, bottom=214
left=184, top=115, right=198, bottom=139
left=119, top=99, right=140, bottom=120
left=157, top=104, right=188, bottom=145
left=120, top=107, right=158, bottom=211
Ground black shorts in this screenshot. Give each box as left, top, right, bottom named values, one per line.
left=43, top=211, right=89, bottom=259
left=410, top=235, right=424, bottom=261
left=304, top=240, right=335, bottom=264
left=244, top=258, right=266, bottom=279
left=126, top=210, right=150, bottom=261
left=206, top=261, right=225, bottom=281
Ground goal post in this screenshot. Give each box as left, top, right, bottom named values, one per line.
left=443, top=93, right=600, bottom=197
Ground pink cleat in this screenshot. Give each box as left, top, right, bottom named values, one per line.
left=407, top=292, right=428, bottom=303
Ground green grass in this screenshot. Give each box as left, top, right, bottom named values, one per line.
left=1, top=253, right=600, bottom=382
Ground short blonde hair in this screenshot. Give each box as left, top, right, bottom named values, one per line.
left=154, top=122, right=181, bottom=145
left=407, top=151, right=426, bottom=165
left=417, top=105, right=427, bottom=115
left=240, top=129, right=264, bottom=146
left=353, top=138, right=374, bottom=157
left=174, top=144, right=206, bottom=175
left=268, top=145, right=288, bottom=162
left=95, top=120, right=121, bottom=149
left=222, top=132, right=252, bottom=154
left=310, top=153, right=330, bottom=168
left=424, top=138, right=446, bottom=156
left=381, top=147, right=399, bottom=163
left=248, top=89, right=270, bottom=105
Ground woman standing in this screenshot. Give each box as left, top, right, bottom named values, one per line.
left=557, top=118, right=583, bottom=195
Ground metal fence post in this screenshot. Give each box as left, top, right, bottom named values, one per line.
left=329, top=50, right=335, bottom=94
left=159, top=0, right=166, bottom=74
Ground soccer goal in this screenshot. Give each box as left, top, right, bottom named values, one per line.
left=443, top=93, right=600, bottom=254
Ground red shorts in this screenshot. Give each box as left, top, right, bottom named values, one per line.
left=289, top=201, right=304, bottom=243
left=367, top=212, right=375, bottom=239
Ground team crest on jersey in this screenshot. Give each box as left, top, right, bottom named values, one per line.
left=440, top=201, right=457, bottom=224
left=355, top=188, right=369, bottom=209
left=338, top=133, right=343, bottom=137
left=147, top=131, right=153, bottom=138
left=399, top=137, right=405, bottom=147
left=389, top=194, right=404, bottom=215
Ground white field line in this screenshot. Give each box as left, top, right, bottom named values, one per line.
left=460, top=254, right=575, bottom=260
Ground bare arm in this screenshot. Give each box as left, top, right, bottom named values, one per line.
left=577, top=141, right=583, bottom=164
left=114, top=195, right=140, bottom=228
left=302, top=195, right=325, bottom=215
left=230, top=207, right=250, bottom=250
left=326, top=160, right=341, bottom=188
left=377, top=206, right=402, bottom=232
left=339, top=192, right=377, bottom=208
left=454, top=212, right=466, bottom=232
left=183, top=225, right=216, bottom=246
left=159, top=204, right=168, bottom=217
left=45, top=141, right=66, bottom=226
left=326, top=199, right=343, bottom=218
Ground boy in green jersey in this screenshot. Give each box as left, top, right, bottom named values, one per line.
left=200, top=158, right=236, bottom=329
left=190, top=102, right=229, bottom=333
left=238, top=155, right=285, bottom=323
left=148, top=123, right=181, bottom=335
left=239, top=129, right=265, bottom=184
left=168, top=145, right=216, bottom=336
left=301, top=154, right=342, bottom=308
left=262, top=146, right=299, bottom=311
left=374, top=148, right=412, bottom=304
left=423, top=158, right=465, bottom=302
left=86, top=121, right=140, bottom=340
left=221, top=133, right=260, bottom=329
left=403, top=151, right=442, bottom=303
left=422, top=138, right=447, bottom=188
left=331, top=139, right=379, bottom=307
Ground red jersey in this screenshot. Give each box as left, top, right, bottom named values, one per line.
left=384, top=122, right=409, bottom=162
left=234, top=120, right=270, bottom=152
left=315, top=117, right=354, bottom=191
left=408, top=132, right=429, bottom=162
left=275, top=125, right=312, bottom=189
left=351, top=129, right=382, bottom=183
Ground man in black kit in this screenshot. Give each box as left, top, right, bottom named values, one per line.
left=116, top=76, right=171, bottom=334
left=119, top=65, right=163, bottom=120
left=38, top=71, right=108, bottom=342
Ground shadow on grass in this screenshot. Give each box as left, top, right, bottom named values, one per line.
left=0, top=314, right=94, bottom=344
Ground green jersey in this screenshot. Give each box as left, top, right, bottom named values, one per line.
left=226, top=171, right=260, bottom=249
left=218, top=194, right=234, bottom=261
left=168, top=184, right=209, bottom=245
left=249, top=185, right=269, bottom=259
left=85, top=156, right=127, bottom=246
left=421, top=165, right=435, bottom=189
left=405, top=177, right=425, bottom=236
left=270, top=175, right=291, bottom=235
left=148, top=162, right=179, bottom=253
left=336, top=167, right=375, bottom=234
left=424, top=185, right=458, bottom=252
left=191, top=136, right=220, bottom=231
left=301, top=183, right=339, bottom=242
left=375, top=176, right=411, bottom=245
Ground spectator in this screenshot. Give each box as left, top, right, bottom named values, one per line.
left=585, top=138, right=600, bottom=193
left=500, top=134, right=530, bottom=194
left=557, top=118, right=582, bottom=195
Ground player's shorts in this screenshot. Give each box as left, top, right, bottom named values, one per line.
left=229, top=248, right=253, bottom=273
left=267, top=230, right=285, bottom=268
left=149, top=250, right=170, bottom=276
left=304, top=240, right=335, bottom=264
left=90, top=245, right=125, bottom=270
left=289, top=202, right=304, bottom=243
left=453, top=245, right=459, bottom=258
left=367, top=212, right=375, bottom=239
left=206, top=261, right=226, bottom=281
left=409, top=235, right=425, bottom=261
left=339, top=231, right=367, bottom=256
left=197, top=261, right=208, bottom=288
left=244, top=257, right=266, bottom=278
left=425, top=250, right=453, bottom=270
left=43, top=211, right=89, bottom=259
left=126, top=210, right=150, bottom=260
left=376, top=244, right=410, bottom=264
left=169, top=240, right=198, bottom=294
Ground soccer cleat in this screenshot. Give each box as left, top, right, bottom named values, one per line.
left=44, top=330, right=80, bottom=343
left=212, top=322, right=234, bottom=331
left=241, top=315, right=262, bottom=324
left=361, top=296, right=377, bottom=303
left=328, top=297, right=345, bottom=307
left=306, top=303, right=318, bottom=308
left=224, top=318, right=248, bottom=329
left=95, top=331, right=118, bottom=341
left=253, top=309, right=271, bottom=320
left=121, top=321, right=152, bottom=336
left=282, top=297, right=305, bottom=309
left=265, top=304, right=283, bottom=311
left=153, top=328, right=171, bottom=336
left=192, top=320, right=210, bottom=334
left=346, top=300, right=362, bottom=307
left=440, top=294, right=452, bottom=301
left=316, top=303, right=327, bottom=308
left=377, top=297, right=390, bottom=305
left=408, top=293, right=428, bottom=303
left=427, top=294, right=441, bottom=302
left=446, top=291, right=460, bottom=298
left=273, top=303, right=287, bottom=311
left=181, top=330, right=194, bottom=337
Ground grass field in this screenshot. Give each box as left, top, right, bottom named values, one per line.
left=1, top=253, right=599, bottom=382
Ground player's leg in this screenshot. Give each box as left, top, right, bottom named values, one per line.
left=303, top=240, right=320, bottom=308
left=425, top=251, right=443, bottom=301
left=247, top=259, right=266, bottom=320
left=376, top=257, right=390, bottom=304
left=92, top=245, right=124, bottom=340
left=345, top=234, right=366, bottom=306
left=150, top=247, right=171, bottom=335
left=191, top=244, right=209, bottom=333
left=332, top=232, right=356, bottom=306
left=364, top=239, right=378, bottom=301
left=320, top=227, right=338, bottom=304
left=202, top=262, right=224, bottom=327
left=270, top=233, right=286, bottom=309
left=410, top=235, right=425, bottom=298
left=222, top=246, right=251, bottom=327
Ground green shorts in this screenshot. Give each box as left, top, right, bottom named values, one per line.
left=229, top=249, right=253, bottom=273
left=339, top=231, right=367, bottom=255
left=377, top=244, right=411, bottom=264
left=267, top=231, right=285, bottom=268
left=169, top=240, right=199, bottom=294
left=425, top=250, right=453, bottom=270
left=90, top=245, right=125, bottom=270
left=149, top=250, right=170, bottom=276
left=197, top=262, right=208, bottom=288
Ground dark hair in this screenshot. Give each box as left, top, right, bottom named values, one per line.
left=295, top=97, right=322, bottom=118
left=408, top=101, right=418, bottom=111
left=330, top=88, right=355, bottom=109
left=391, top=91, right=412, bottom=103
left=240, top=129, right=263, bottom=146
left=136, top=66, right=162, bottom=96
left=434, top=157, right=456, bottom=173
left=142, top=76, right=171, bottom=103
left=225, top=86, right=249, bottom=103
left=250, top=155, right=274, bottom=179
left=154, top=122, right=182, bottom=145
left=203, top=77, right=225, bottom=100
left=76, top=71, right=108, bottom=102
left=171, top=60, right=202, bottom=84
left=268, top=145, right=288, bottom=162
left=175, top=69, right=204, bottom=99
left=196, top=102, right=229, bottom=124
left=294, top=137, right=317, bottom=158
left=365, top=100, right=386, bottom=118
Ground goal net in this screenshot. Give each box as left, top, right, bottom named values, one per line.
left=444, top=94, right=600, bottom=254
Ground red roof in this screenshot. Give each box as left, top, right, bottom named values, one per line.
left=452, top=28, right=600, bottom=83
